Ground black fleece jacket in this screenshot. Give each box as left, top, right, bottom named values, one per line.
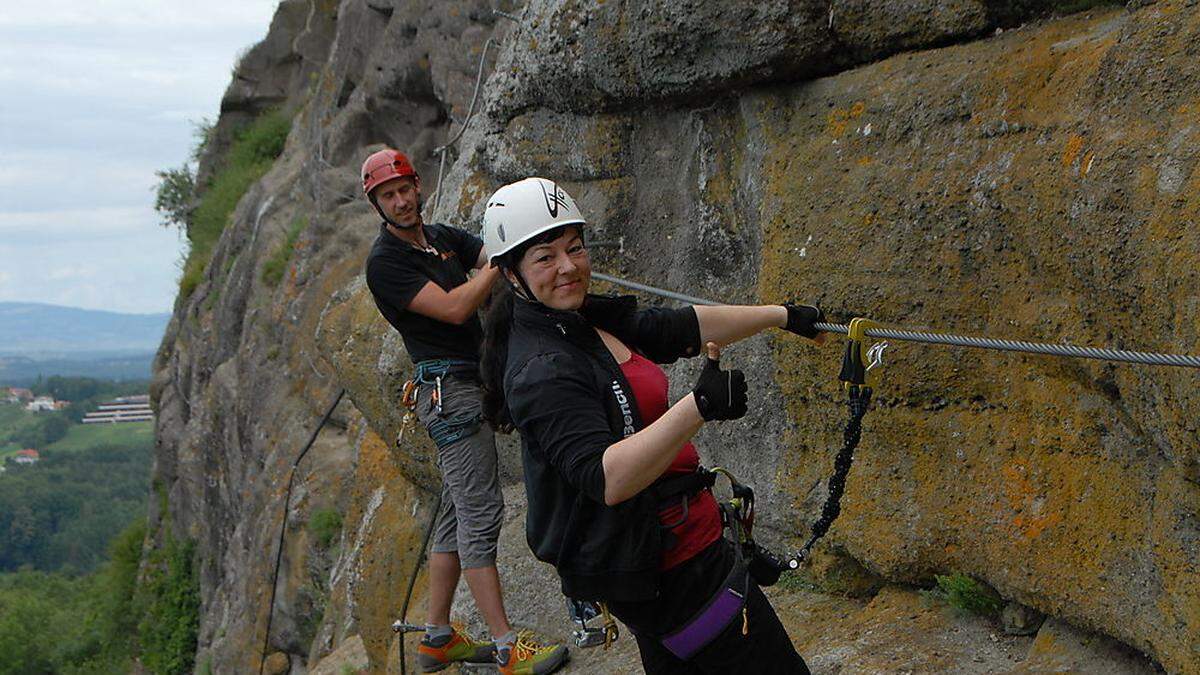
left=503, top=294, right=702, bottom=602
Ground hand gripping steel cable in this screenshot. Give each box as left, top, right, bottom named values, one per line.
left=786, top=319, right=887, bottom=569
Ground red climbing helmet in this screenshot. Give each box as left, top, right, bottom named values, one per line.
left=361, top=148, right=418, bottom=196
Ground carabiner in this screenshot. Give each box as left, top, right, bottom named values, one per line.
left=866, top=341, right=888, bottom=373
left=434, top=375, right=444, bottom=417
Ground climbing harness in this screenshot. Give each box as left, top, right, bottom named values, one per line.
left=396, top=358, right=483, bottom=449
left=564, top=466, right=775, bottom=652
left=396, top=358, right=474, bottom=448
left=655, top=467, right=781, bottom=659
left=710, top=467, right=790, bottom=588
left=659, top=542, right=750, bottom=660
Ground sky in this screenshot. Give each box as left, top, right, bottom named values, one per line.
left=0, top=1, right=281, bottom=314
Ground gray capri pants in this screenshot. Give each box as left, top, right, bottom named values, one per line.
left=414, top=374, right=504, bottom=568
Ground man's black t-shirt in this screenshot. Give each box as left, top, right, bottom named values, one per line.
left=365, top=222, right=485, bottom=364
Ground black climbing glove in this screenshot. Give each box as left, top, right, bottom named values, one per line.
left=783, top=304, right=825, bottom=339
left=692, top=346, right=748, bottom=421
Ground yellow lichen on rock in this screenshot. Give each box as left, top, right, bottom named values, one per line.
left=754, top=4, right=1200, bottom=672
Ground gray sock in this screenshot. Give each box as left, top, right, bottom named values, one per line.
left=425, top=623, right=453, bottom=644
left=493, top=629, right=516, bottom=660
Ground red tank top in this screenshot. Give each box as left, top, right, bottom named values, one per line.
left=619, top=351, right=723, bottom=570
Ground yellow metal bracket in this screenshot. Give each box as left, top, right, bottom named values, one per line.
left=841, top=317, right=887, bottom=390
left=847, top=317, right=878, bottom=344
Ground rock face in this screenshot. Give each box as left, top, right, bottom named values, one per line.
left=150, top=0, right=1198, bottom=673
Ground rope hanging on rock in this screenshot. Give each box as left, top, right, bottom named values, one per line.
left=259, top=389, right=345, bottom=675
left=429, top=8, right=522, bottom=214
left=430, top=35, right=495, bottom=214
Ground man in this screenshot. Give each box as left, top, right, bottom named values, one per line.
left=361, top=148, right=567, bottom=675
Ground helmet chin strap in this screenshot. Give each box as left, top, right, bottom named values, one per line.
left=507, top=269, right=540, bottom=306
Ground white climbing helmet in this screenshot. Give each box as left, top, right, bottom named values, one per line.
left=481, top=177, right=586, bottom=265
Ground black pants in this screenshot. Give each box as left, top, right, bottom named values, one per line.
left=607, top=540, right=810, bottom=674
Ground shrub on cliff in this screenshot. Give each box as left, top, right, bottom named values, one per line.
left=261, top=216, right=308, bottom=287
left=136, top=533, right=200, bottom=675
left=174, top=109, right=292, bottom=299
left=308, top=507, right=343, bottom=549
left=926, top=572, right=1004, bottom=617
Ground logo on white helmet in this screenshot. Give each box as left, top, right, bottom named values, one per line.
left=487, top=200, right=508, bottom=242
left=539, top=180, right=571, bottom=218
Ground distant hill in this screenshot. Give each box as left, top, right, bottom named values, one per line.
left=0, top=303, right=170, bottom=356
left=0, top=353, right=155, bottom=385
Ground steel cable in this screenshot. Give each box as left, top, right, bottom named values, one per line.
left=431, top=35, right=496, bottom=214
left=590, top=272, right=1200, bottom=369
left=813, top=322, right=1200, bottom=369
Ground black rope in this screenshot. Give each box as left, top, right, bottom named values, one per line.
left=398, top=492, right=442, bottom=675
left=259, top=389, right=346, bottom=675
left=789, top=385, right=872, bottom=567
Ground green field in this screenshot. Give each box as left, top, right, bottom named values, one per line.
left=47, top=421, right=154, bottom=453
left=0, top=402, right=153, bottom=460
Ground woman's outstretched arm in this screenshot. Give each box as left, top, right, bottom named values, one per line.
left=694, top=304, right=827, bottom=347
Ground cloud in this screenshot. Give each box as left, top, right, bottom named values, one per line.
left=0, top=0, right=278, bottom=312
left=0, top=222, right=184, bottom=313
left=0, top=207, right=169, bottom=240
left=0, top=153, right=163, bottom=213
left=46, top=265, right=98, bottom=282
left=0, top=1, right=280, bottom=31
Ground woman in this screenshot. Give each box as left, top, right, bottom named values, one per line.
left=479, top=177, right=825, bottom=674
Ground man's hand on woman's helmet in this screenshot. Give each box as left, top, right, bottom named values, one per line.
left=692, top=342, right=748, bottom=421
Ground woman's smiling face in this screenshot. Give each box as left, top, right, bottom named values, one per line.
left=513, top=226, right=590, bottom=310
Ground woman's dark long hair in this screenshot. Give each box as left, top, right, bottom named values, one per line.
left=480, top=281, right=517, bottom=432
left=479, top=223, right=580, bottom=432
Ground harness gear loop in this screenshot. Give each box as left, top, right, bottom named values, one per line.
left=396, top=379, right=419, bottom=447
left=567, top=598, right=621, bottom=649
left=710, top=466, right=757, bottom=543
left=601, top=602, right=618, bottom=649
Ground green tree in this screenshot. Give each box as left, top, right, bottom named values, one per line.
left=154, top=164, right=196, bottom=230
left=31, top=376, right=105, bottom=402
left=191, top=117, right=216, bottom=161
left=138, top=535, right=200, bottom=674
left=0, top=443, right=151, bottom=573
left=0, top=573, right=61, bottom=673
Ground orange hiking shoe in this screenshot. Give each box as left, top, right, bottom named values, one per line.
left=417, top=625, right=495, bottom=673
left=496, top=631, right=569, bottom=675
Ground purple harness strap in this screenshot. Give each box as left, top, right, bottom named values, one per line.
left=660, top=562, right=749, bottom=660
